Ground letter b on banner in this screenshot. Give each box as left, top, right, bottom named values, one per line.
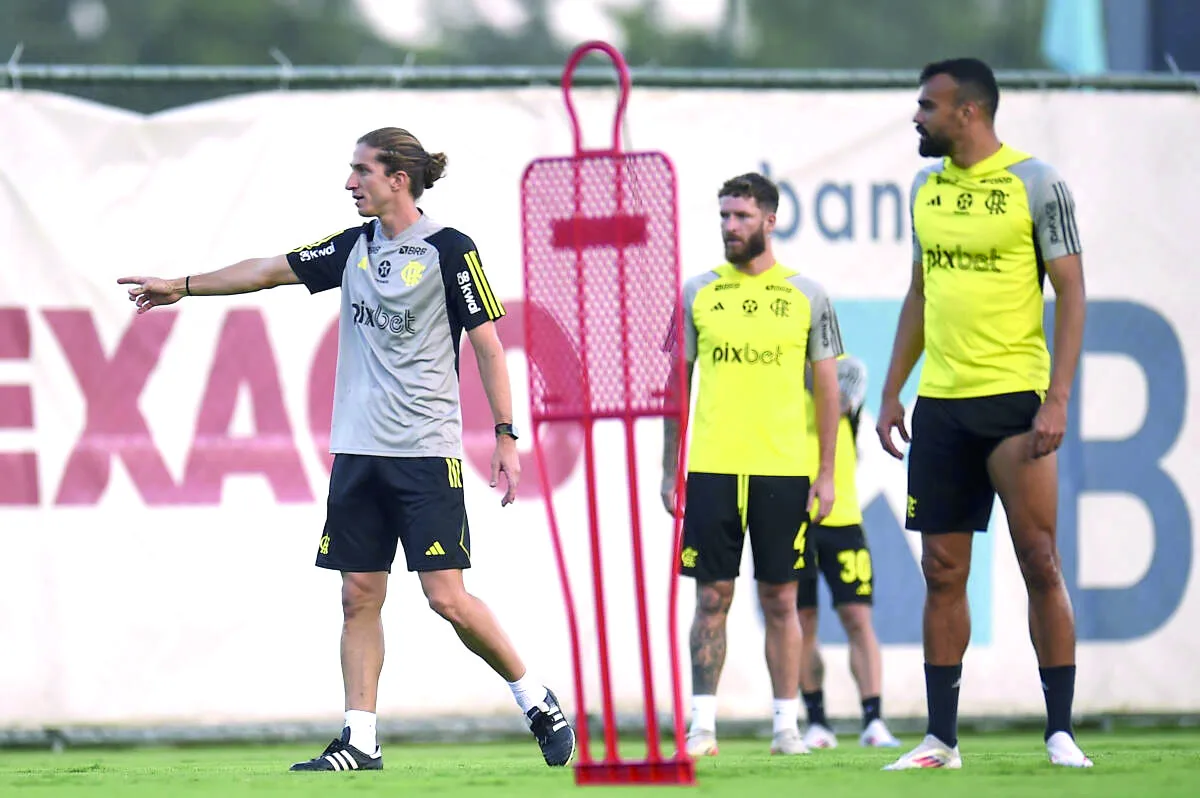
left=1054, top=301, right=1193, bottom=641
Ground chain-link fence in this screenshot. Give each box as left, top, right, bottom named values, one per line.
left=4, top=62, right=1198, bottom=114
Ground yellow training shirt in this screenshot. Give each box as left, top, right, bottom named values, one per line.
left=909, top=144, right=1082, bottom=398
left=683, top=263, right=843, bottom=476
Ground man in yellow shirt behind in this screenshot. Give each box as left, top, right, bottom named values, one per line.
left=796, top=354, right=901, bottom=751
left=661, top=172, right=843, bottom=757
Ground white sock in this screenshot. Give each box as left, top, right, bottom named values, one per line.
left=773, top=697, right=800, bottom=734
left=344, top=709, right=378, bottom=754
left=507, top=672, right=548, bottom=715
left=690, top=694, right=717, bottom=733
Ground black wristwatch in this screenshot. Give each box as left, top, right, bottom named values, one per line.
left=495, top=422, right=520, bottom=440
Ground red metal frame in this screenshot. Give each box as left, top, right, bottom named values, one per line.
left=521, top=40, right=694, bottom=787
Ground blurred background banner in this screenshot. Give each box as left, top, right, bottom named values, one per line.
left=1, top=83, right=1197, bottom=729
left=1, top=0, right=1198, bottom=740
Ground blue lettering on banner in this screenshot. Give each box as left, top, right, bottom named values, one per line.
left=1055, top=301, right=1192, bottom=641
left=780, top=300, right=1191, bottom=646
left=758, top=162, right=906, bottom=244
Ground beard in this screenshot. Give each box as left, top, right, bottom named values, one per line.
left=724, top=226, right=767, bottom=266
left=918, top=129, right=953, bottom=158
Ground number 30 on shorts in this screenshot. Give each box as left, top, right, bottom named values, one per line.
left=837, top=548, right=873, bottom=584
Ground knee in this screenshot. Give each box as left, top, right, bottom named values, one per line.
left=757, top=583, right=798, bottom=623
left=798, top=608, right=819, bottom=636
left=696, top=582, right=734, bottom=619
left=1016, top=542, right=1063, bottom=593
left=341, top=576, right=385, bottom=620
left=837, top=605, right=871, bottom=639
left=921, top=548, right=969, bottom=595
left=426, top=587, right=469, bottom=627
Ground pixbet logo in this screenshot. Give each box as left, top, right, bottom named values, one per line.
left=711, top=342, right=784, bottom=365
left=351, top=301, right=416, bottom=335
left=924, top=244, right=1001, bottom=274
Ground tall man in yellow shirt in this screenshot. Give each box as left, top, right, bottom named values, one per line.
left=876, top=58, right=1091, bottom=770
left=662, top=172, right=843, bottom=757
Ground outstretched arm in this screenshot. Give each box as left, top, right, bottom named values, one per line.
left=119, top=255, right=300, bottom=313
left=120, top=225, right=361, bottom=311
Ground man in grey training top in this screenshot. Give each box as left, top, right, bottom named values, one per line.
left=119, top=126, right=575, bottom=772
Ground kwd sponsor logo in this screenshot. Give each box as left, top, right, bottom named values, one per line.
left=457, top=270, right=481, bottom=314
left=298, top=241, right=336, bottom=262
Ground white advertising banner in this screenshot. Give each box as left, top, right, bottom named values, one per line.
left=0, top=86, right=1196, bottom=728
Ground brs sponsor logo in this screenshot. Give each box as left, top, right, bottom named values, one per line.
left=924, top=244, right=1001, bottom=274
left=298, top=242, right=336, bottom=262
left=712, top=342, right=784, bottom=366
left=395, top=245, right=428, bottom=256
left=457, top=270, right=481, bottom=314
left=352, top=301, right=416, bottom=335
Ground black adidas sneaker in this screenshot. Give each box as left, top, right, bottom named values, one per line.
left=526, top=688, right=576, bottom=767
left=289, top=727, right=383, bottom=772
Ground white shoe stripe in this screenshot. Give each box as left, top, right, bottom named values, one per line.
left=340, top=750, right=358, bottom=770
left=325, top=754, right=343, bottom=771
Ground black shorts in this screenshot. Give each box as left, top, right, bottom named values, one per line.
left=796, top=524, right=874, bottom=609
left=679, top=473, right=813, bottom=584
left=906, top=391, right=1042, bottom=533
left=316, top=454, right=471, bottom=573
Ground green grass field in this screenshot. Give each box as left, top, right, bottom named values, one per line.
left=2, top=730, right=1197, bottom=797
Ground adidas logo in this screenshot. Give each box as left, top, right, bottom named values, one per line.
left=927, top=196, right=942, bottom=206
left=425, top=541, right=446, bottom=556
left=323, top=750, right=364, bottom=771
left=537, top=701, right=569, bottom=732
left=711, top=302, right=725, bottom=312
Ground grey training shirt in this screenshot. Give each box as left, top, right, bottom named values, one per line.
left=287, top=213, right=505, bottom=458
